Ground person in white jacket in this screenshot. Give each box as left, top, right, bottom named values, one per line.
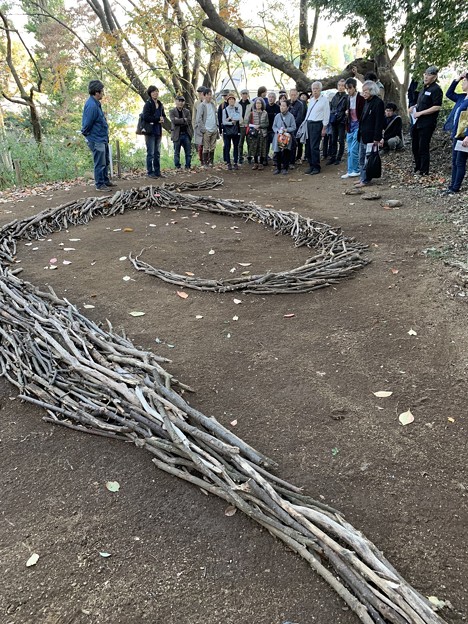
left=221, top=94, right=242, bottom=170
left=304, top=81, right=330, bottom=175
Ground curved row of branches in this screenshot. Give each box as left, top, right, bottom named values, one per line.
left=0, top=179, right=446, bottom=624
left=129, top=196, right=369, bottom=294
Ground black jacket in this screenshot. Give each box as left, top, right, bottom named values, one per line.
left=265, top=103, right=280, bottom=131
left=142, top=99, right=165, bottom=137
left=383, top=115, right=402, bottom=141
left=289, top=99, right=305, bottom=127
left=330, top=92, right=348, bottom=125
left=358, top=96, right=385, bottom=143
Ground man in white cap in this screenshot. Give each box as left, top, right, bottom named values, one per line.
left=409, top=66, right=443, bottom=175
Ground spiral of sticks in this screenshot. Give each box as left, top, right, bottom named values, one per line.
left=0, top=179, right=445, bottom=624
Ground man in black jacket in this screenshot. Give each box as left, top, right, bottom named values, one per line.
left=265, top=92, right=280, bottom=165
left=326, top=79, right=348, bottom=165
left=355, top=80, right=385, bottom=187
left=409, top=66, right=443, bottom=175
left=238, top=89, right=251, bottom=164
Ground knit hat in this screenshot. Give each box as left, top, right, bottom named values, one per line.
left=176, top=96, right=185, bottom=101
left=88, top=80, right=104, bottom=94
left=425, top=66, right=438, bottom=75
left=227, top=93, right=236, bottom=101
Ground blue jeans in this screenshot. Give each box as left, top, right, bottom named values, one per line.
left=451, top=138, right=468, bottom=191
left=173, top=133, right=192, bottom=168
left=145, top=134, right=162, bottom=175
left=87, top=141, right=110, bottom=188
left=346, top=128, right=359, bottom=174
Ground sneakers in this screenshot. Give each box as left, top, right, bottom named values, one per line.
left=281, top=170, right=288, bottom=175
left=95, top=186, right=110, bottom=192
left=233, top=163, right=239, bottom=170
left=342, top=172, right=360, bottom=178
left=105, top=181, right=118, bottom=187
left=147, top=173, right=158, bottom=178
left=227, top=163, right=233, bottom=170
left=341, top=173, right=350, bottom=179
left=441, top=188, right=458, bottom=196
left=273, top=169, right=280, bottom=175
left=325, top=159, right=336, bottom=166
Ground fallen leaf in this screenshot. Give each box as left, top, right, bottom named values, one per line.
left=123, top=227, right=133, bottom=232
left=129, top=311, right=145, bottom=317
left=232, top=315, right=239, bottom=321
left=331, top=447, right=339, bottom=456
left=63, top=247, right=75, bottom=251
left=69, top=238, right=80, bottom=242
left=49, top=258, right=57, bottom=264
left=233, top=298, right=242, bottom=304
left=26, top=553, right=39, bottom=567
left=447, top=417, right=455, bottom=423
left=177, top=291, right=189, bottom=299
left=230, top=267, right=236, bottom=273
left=149, top=223, right=157, bottom=227
left=428, top=596, right=446, bottom=610
left=211, top=225, right=216, bottom=229
left=195, top=315, right=203, bottom=319
left=122, top=276, right=131, bottom=282
left=224, top=505, right=237, bottom=516
left=238, top=262, right=251, bottom=267
left=119, top=256, right=127, bottom=261
left=390, top=268, right=399, bottom=274
left=283, top=313, right=295, bottom=318
left=49, top=265, right=57, bottom=270
left=265, top=204, right=274, bottom=208
left=99, top=552, right=111, bottom=558
left=373, top=391, right=393, bottom=398
left=399, top=410, right=414, bottom=426
left=83, top=304, right=95, bottom=309
left=106, top=481, right=120, bottom=492
left=230, top=419, right=238, bottom=426
left=62, top=260, right=71, bottom=265
left=185, top=272, right=195, bottom=276
left=241, top=271, right=250, bottom=276
left=408, top=329, right=417, bottom=336
left=208, top=249, right=215, bottom=255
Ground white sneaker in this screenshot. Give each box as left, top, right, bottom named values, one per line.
left=349, top=171, right=360, bottom=177
left=341, top=173, right=350, bottom=179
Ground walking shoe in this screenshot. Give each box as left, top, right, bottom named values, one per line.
left=281, top=170, right=288, bottom=175
left=310, top=169, right=320, bottom=175
left=95, top=186, right=111, bottom=192
left=252, top=164, right=258, bottom=170
left=257, top=164, right=264, bottom=171
left=441, top=188, right=457, bottom=196
left=289, top=164, right=295, bottom=170
left=325, top=159, right=335, bottom=165
left=341, top=173, right=351, bottom=179
left=106, top=181, right=118, bottom=187
left=273, top=169, right=280, bottom=175
left=349, top=171, right=360, bottom=177
left=147, top=173, right=158, bottom=178
left=233, top=164, right=239, bottom=170
left=304, top=168, right=314, bottom=174
left=227, top=163, right=233, bottom=170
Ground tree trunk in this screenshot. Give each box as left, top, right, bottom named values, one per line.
left=28, top=96, right=42, bottom=142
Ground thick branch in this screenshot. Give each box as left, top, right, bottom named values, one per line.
left=195, top=0, right=312, bottom=90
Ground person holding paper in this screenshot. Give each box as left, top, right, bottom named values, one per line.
left=354, top=80, right=385, bottom=188
left=409, top=66, right=443, bottom=175
left=442, top=72, right=468, bottom=195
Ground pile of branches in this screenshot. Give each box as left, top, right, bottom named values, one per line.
left=130, top=196, right=369, bottom=294
left=0, top=179, right=446, bottom=624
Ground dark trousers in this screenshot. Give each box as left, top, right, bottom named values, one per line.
left=330, top=123, right=346, bottom=162
left=306, top=121, right=323, bottom=171
left=87, top=140, right=110, bottom=188
left=296, top=141, right=304, bottom=161
left=275, top=149, right=291, bottom=170
left=412, top=124, right=435, bottom=174
left=322, top=134, right=330, bottom=158
left=145, top=134, right=162, bottom=175
left=223, top=134, right=240, bottom=164
left=173, top=133, right=191, bottom=168
left=451, top=138, right=468, bottom=191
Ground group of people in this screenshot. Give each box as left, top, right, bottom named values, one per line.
left=81, top=67, right=468, bottom=195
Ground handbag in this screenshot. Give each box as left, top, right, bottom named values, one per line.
left=246, top=112, right=259, bottom=139
left=136, top=113, right=153, bottom=135
left=366, top=145, right=382, bottom=179
left=296, top=120, right=308, bottom=143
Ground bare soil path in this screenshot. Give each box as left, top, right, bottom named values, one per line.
left=0, top=162, right=466, bottom=624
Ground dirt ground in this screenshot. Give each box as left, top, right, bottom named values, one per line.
left=0, top=157, right=467, bottom=624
